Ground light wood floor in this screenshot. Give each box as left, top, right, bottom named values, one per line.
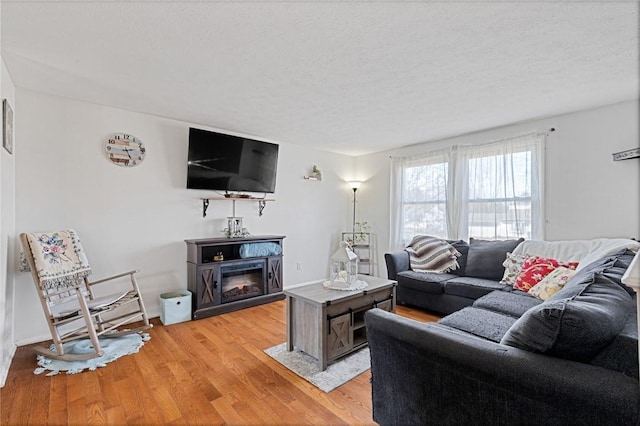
left=1, top=300, right=439, bottom=425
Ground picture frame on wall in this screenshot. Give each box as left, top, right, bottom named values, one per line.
left=3, top=98, right=14, bottom=155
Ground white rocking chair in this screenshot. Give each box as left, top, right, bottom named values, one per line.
left=20, top=230, right=152, bottom=361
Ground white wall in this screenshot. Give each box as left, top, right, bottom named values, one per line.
left=357, top=100, right=640, bottom=275
left=10, top=89, right=639, bottom=345
left=13, top=89, right=355, bottom=344
left=1, top=54, right=18, bottom=386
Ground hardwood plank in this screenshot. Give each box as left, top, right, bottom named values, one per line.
left=104, top=405, right=127, bottom=425
left=1, top=300, right=439, bottom=425
left=46, top=377, right=68, bottom=426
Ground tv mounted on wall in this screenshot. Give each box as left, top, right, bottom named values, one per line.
left=187, top=127, right=279, bottom=194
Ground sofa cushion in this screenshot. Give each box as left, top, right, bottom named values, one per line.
left=500, top=269, right=633, bottom=361
left=561, top=249, right=636, bottom=295
left=443, top=277, right=511, bottom=299
left=473, top=290, right=541, bottom=318
left=465, top=238, right=524, bottom=280
left=447, top=240, right=469, bottom=276
left=438, top=307, right=517, bottom=342
left=396, top=271, right=456, bottom=294
left=595, top=249, right=636, bottom=296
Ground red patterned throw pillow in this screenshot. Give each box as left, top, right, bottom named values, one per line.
left=513, top=256, right=579, bottom=292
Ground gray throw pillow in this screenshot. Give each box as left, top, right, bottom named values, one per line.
left=500, top=271, right=633, bottom=361
left=464, top=238, right=524, bottom=280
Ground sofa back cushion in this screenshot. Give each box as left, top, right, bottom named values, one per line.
left=464, top=238, right=524, bottom=280
left=447, top=240, right=469, bottom=276
left=500, top=252, right=634, bottom=361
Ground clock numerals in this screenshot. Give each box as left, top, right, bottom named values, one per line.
left=106, top=133, right=145, bottom=167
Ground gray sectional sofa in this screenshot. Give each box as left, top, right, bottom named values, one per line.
left=385, top=238, right=523, bottom=314
left=367, top=243, right=640, bottom=425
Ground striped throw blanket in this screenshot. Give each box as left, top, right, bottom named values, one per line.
left=405, top=235, right=461, bottom=273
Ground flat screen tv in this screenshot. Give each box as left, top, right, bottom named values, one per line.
left=187, top=127, right=279, bottom=193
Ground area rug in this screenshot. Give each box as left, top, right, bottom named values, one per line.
left=264, top=343, right=370, bottom=392
left=34, top=333, right=150, bottom=376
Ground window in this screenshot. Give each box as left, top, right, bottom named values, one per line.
left=403, top=160, right=448, bottom=241
left=466, top=150, right=533, bottom=240
left=390, top=133, right=544, bottom=249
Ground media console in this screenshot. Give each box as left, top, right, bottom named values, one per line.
left=185, top=235, right=285, bottom=319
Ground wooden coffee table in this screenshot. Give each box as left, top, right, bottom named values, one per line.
left=284, top=275, right=396, bottom=371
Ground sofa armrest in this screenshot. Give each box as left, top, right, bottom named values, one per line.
left=365, top=309, right=639, bottom=426
left=384, top=251, right=410, bottom=280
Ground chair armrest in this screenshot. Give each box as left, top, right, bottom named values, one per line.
left=384, top=251, right=410, bottom=280
left=87, top=270, right=139, bottom=286
left=365, top=309, right=640, bottom=426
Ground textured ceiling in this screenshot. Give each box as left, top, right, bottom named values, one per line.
left=2, top=2, right=638, bottom=156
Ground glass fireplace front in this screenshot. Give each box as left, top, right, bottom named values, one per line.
left=220, top=261, right=265, bottom=304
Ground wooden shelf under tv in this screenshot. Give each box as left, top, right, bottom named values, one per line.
left=200, top=197, right=275, bottom=218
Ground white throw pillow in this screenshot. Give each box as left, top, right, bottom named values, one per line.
left=528, top=267, right=577, bottom=300
left=500, top=252, right=526, bottom=286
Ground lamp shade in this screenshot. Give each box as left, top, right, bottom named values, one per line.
left=348, top=181, right=362, bottom=190
left=329, top=241, right=359, bottom=289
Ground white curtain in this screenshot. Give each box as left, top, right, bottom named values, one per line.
left=390, top=132, right=545, bottom=248
left=452, top=133, right=545, bottom=241
left=389, top=149, right=450, bottom=250
left=389, top=156, right=406, bottom=251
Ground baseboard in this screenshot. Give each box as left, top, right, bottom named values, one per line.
left=284, top=278, right=326, bottom=289
left=15, top=312, right=161, bottom=347
left=15, top=333, right=51, bottom=346
left=0, top=343, right=17, bottom=388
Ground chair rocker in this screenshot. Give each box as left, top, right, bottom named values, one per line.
left=20, top=230, right=152, bottom=361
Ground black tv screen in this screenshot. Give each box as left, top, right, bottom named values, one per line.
left=187, top=128, right=279, bottom=193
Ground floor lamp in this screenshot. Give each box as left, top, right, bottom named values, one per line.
left=348, top=181, right=362, bottom=237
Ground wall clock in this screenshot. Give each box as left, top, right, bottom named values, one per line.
left=105, top=133, right=146, bottom=167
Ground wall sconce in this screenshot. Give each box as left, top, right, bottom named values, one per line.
left=304, top=165, right=323, bottom=180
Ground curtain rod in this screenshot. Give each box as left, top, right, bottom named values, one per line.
left=471, top=127, right=555, bottom=146
left=388, top=128, right=556, bottom=159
